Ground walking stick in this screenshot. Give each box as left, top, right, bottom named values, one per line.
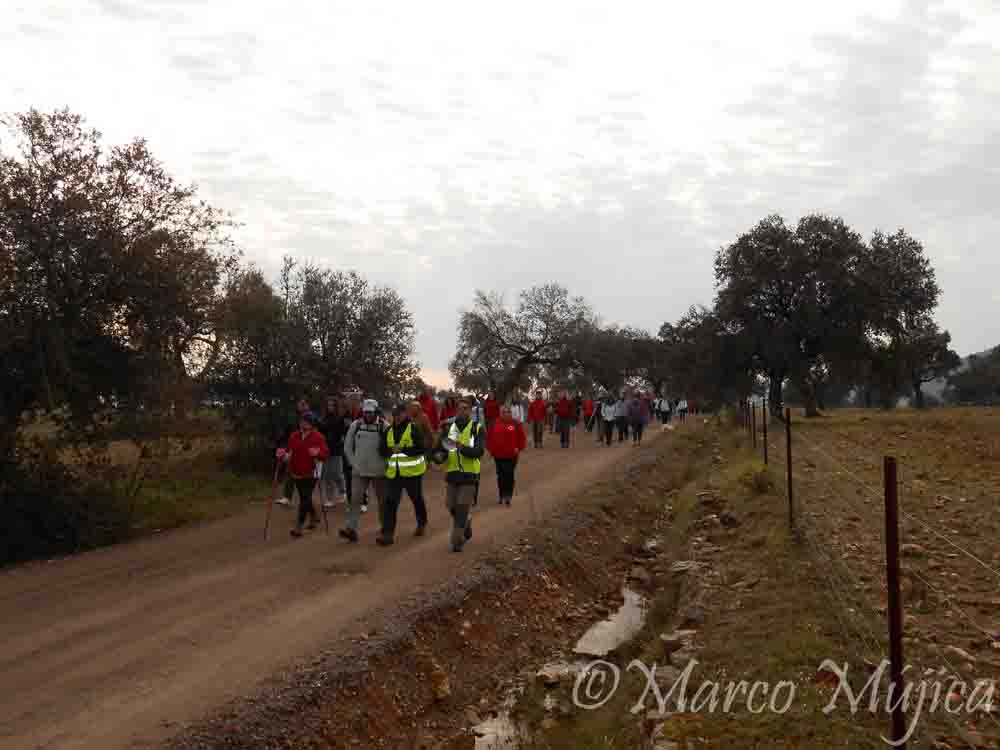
left=265, top=459, right=282, bottom=541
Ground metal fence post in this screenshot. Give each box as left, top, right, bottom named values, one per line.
left=785, top=407, right=793, bottom=530
left=884, top=456, right=906, bottom=748
left=751, top=403, right=757, bottom=449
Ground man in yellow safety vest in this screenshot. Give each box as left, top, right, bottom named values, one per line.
left=431, top=396, right=484, bottom=552
left=376, top=403, right=428, bottom=545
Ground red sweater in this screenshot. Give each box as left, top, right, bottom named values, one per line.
left=583, top=399, right=594, bottom=417
left=527, top=398, right=547, bottom=423
left=556, top=397, right=575, bottom=419
left=484, top=396, right=500, bottom=420
left=418, top=394, right=440, bottom=431
left=286, top=428, right=330, bottom=478
left=487, top=419, right=527, bottom=459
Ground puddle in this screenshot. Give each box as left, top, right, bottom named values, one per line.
left=573, top=587, right=648, bottom=658
left=473, top=687, right=531, bottom=749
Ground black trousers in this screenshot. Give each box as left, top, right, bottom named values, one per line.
left=294, top=478, right=318, bottom=527
left=382, top=476, right=427, bottom=539
left=603, top=420, right=614, bottom=446
left=632, top=422, right=645, bottom=443
left=616, top=417, right=628, bottom=442
left=495, top=457, right=518, bottom=498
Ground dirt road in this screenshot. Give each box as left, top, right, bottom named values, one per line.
left=0, top=428, right=662, bottom=750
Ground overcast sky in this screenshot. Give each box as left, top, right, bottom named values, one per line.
left=5, top=0, right=999, bottom=386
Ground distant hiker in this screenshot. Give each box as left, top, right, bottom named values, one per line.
left=613, top=393, right=630, bottom=443
left=678, top=398, right=689, bottom=422
left=528, top=390, right=547, bottom=448
left=418, top=385, right=440, bottom=435
left=275, top=397, right=312, bottom=507
left=378, top=403, right=428, bottom=545
left=432, top=397, right=484, bottom=552
left=339, top=400, right=386, bottom=543
left=319, top=397, right=348, bottom=509
left=508, top=391, right=527, bottom=425
left=628, top=393, right=649, bottom=445
left=487, top=404, right=527, bottom=505
left=547, top=395, right=557, bottom=434
left=484, top=390, right=500, bottom=433
left=557, top=390, right=575, bottom=448
left=276, top=411, right=330, bottom=537
left=601, top=397, right=616, bottom=446
left=583, top=395, right=595, bottom=432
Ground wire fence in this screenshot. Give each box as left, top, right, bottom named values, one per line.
left=743, top=403, right=1000, bottom=749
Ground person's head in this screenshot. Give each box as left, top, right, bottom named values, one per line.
left=535, top=390, right=543, bottom=400
left=457, top=397, right=472, bottom=420
left=300, top=411, right=319, bottom=432
left=423, top=385, right=434, bottom=398
left=362, top=399, right=378, bottom=423
left=407, top=400, right=421, bottom=420
left=297, top=398, right=310, bottom=415
left=500, top=405, right=512, bottom=422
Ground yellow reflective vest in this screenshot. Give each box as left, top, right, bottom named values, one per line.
left=385, top=423, right=427, bottom=479
left=445, top=419, right=481, bottom=476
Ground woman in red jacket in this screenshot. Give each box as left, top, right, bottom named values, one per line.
left=277, top=411, right=330, bottom=537
left=527, top=390, right=547, bottom=448
left=487, top=405, right=527, bottom=505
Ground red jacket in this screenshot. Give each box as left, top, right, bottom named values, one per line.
left=527, top=398, right=547, bottom=423
left=487, top=418, right=527, bottom=459
left=418, top=394, right=440, bottom=431
left=441, top=402, right=457, bottom=422
left=286, top=428, right=330, bottom=479
left=583, top=399, right=594, bottom=417
left=556, top=397, right=575, bottom=419
left=484, top=396, right=500, bottom=420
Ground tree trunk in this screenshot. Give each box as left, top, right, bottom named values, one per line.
left=797, top=376, right=820, bottom=417
left=768, top=373, right=784, bottom=420
left=912, top=379, right=926, bottom=409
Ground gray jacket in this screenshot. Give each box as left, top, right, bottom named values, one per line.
left=613, top=399, right=629, bottom=419
left=344, top=418, right=387, bottom=477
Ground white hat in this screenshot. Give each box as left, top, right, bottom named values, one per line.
left=362, top=399, right=378, bottom=412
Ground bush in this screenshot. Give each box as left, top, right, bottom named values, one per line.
left=1, top=443, right=138, bottom=566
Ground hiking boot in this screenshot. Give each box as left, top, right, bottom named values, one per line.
left=375, top=535, right=393, bottom=546
left=414, top=525, right=426, bottom=537
left=339, top=528, right=358, bottom=543
left=464, top=523, right=472, bottom=541
left=290, top=527, right=303, bottom=538
left=450, top=543, right=463, bottom=553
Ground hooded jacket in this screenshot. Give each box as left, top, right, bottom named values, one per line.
left=487, top=418, right=527, bottom=459
left=344, top=415, right=387, bottom=477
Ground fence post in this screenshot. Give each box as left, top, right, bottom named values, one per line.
left=785, top=407, right=793, bottom=530
left=763, top=400, right=768, bottom=465
left=883, top=456, right=906, bottom=748
left=751, top=403, right=757, bottom=449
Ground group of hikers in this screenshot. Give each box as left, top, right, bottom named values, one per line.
left=273, top=386, right=694, bottom=552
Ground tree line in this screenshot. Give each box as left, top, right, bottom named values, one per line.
left=449, top=214, right=962, bottom=417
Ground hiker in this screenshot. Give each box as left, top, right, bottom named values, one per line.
left=431, top=396, right=484, bottom=552
left=508, top=390, right=527, bottom=425
left=319, top=397, right=348, bottom=509
left=484, top=390, right=500, bottom=433
left=614, top=392, right=630, bottom=443
left=593, top=393, right=606, bottom=443
left=378, top=403, right=428, bottom=545
left=583, top=395, right=595, bottom=432
left=557, top=390, right=575, bottom=448
left=547, top=395, right=557, bottom=434
left=339, top=399, right=386, bottom=543
left=276, top=411, right=330, bottom=537
left=408, top=400, right=435, bottom=459
left=487, top=404, right=526, bottom=505
left=528, top=389, right=547, bottom=448
left=628, top=392, right=649, bottom=445
left=601, top=397, right=616, bottom=446
left=275, top=397, right=312, bottom=507
left=678, top=398, right=688, bottom=422
left=418, top=385, right=440, bottom=434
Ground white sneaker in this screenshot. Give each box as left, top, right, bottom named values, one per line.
left=361, top=503, right=368, bottom=513
left=275, top=497, right=291, bottom=506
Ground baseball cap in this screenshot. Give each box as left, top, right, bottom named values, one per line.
left=362, top=399, right=378, bottom=413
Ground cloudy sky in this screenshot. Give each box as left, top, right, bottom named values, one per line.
left=5, top=0, right=999, bottom=386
